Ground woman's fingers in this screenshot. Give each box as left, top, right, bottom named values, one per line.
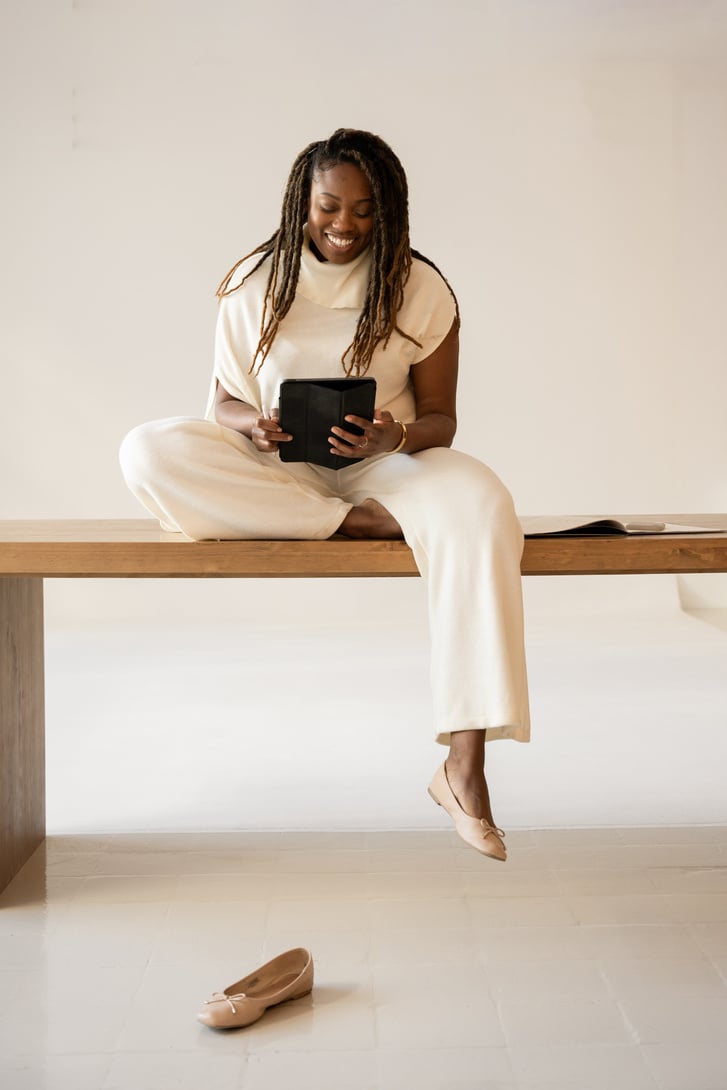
left=251, top=414, right=292, bottom=451
left=329, top=411, right=397, bottom=457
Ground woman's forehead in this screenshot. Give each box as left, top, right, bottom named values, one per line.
left=311, top=162, right=373, bottom=201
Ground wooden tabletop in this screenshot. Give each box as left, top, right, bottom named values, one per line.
left=0, top=516, right=726, bottom=577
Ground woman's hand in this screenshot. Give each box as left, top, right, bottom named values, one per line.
left=215, top=383, right=292, bottom=453
left=250, top=407, right=292, bottom=454
left=329, top=409, right=404, bottom=460
left=329, top=318, right=460, bottom=461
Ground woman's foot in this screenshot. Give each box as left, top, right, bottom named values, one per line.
left=446, top=729, right=496, bottom=822
left=428, top=762, right=506, bottom=861
left=336, top=498, right=402, bottom=539
left=443, top=754, right=495, bottom=827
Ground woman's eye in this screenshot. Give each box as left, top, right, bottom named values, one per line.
left=318, top=205, right=372, bottom=218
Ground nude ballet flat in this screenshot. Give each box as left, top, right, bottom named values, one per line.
left=197, top=947, right=313, bottom=1030
left=428, top=762, right=507, bottom=862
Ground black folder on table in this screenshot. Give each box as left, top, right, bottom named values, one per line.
left=278, top=378, right=376, bottom=470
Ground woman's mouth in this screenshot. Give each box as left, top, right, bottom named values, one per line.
left=325, top=233, right=356, bottom=251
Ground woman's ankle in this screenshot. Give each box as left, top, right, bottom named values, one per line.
left=447, top=729, right=486, bottom=774
left=446, top=731, right=493, bottom=824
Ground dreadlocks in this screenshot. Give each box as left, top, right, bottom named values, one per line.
left=216, top=128, right=459, bottom=376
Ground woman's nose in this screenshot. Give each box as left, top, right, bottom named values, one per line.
left=332, top=208, right=355, bottom=232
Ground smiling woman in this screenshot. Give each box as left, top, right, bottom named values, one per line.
left=119, top=128, right=530, bottom=861
left=307, top=163, right=374, bottom=263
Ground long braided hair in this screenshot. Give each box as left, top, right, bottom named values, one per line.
left=216, top=128, right=459, bottom=376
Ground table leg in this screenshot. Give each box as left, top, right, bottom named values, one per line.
left=0, top=578, right=45, bottom=894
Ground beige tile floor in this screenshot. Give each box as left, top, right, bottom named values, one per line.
left=1, top=827, right=727, bottom=1090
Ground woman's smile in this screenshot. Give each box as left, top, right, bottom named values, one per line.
left=325, top=232, right=356, bottom=251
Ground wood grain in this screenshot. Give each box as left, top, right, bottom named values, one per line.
left=0, top=579, right=45, bottom=892
left=0, top=516, right=726, bottom=577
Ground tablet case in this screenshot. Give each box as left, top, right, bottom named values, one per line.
left=278, top=377, right=377, bottom=470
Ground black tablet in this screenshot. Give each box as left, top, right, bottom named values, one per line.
left=278, top=377, right=376, bottom=470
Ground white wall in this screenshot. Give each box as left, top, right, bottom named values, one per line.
left=2, top=0, right=727, bottom=829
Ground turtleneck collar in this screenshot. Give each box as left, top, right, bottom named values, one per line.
left=297, top=226, right=372, bottom=309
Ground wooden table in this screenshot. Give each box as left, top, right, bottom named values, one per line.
left=2, top=514, right=726, bottom=894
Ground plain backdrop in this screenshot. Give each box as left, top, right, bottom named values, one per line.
left=2, top=0, right=726, bottom=831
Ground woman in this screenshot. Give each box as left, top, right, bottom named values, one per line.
left=120, top=128, right=530, bottom=861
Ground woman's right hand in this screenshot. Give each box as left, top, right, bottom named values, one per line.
left=215, top=383, right=292, bottom=454
left=250, top=407, right=293, bottom=453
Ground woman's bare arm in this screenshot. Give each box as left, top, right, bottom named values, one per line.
left=329, top=318, right=459, bottom=459
left=214, top=381, right=292, bottom=452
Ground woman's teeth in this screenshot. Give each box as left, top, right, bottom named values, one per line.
left=326, top=235, right=355, bottom=249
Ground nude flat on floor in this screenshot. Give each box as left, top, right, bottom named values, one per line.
left=197, top=947, right=314, bottom=1029
left=428, top=762, right=507, bottom=861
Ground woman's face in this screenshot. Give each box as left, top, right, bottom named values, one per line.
left=307, top=162, right=374, bottom=264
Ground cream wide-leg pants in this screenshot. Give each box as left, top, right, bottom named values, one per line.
left=120, top=417, right=530, bottom=745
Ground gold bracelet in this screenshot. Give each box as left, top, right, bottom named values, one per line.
left=390, top=419, right=407, bottom=454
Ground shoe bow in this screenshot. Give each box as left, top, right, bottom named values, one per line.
left=205, top=991, right=247, bottom=1014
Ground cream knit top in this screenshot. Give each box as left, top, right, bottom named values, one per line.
left=206, top=230, right=457, bottom=424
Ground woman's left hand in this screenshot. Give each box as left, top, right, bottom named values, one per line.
left=329, top=409, right=404, bottom=460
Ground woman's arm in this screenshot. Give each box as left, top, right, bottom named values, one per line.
left=329, top=317, right=459, bottom=458
left=404, top=317, right=459, bottom=451
left=214, top=382, right=292, bottom=452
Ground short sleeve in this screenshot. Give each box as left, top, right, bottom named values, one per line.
left=400, top=259, right=458, bottom=365
left=212, top=292, right=263, bottom=409
left=204, top=257, right=270, bottom=419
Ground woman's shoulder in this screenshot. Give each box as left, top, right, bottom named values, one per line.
left=406, top=252, right=456, bottom=302
left=394, top=252, right=457, bottom=352
left=401, top=252, right=457, bottom=316
left=219, top=248, right=272, bottom=297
